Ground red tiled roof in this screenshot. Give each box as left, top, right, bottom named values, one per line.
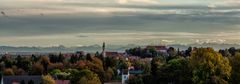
left=63, top=53, right=73, bottom=58
left=105, top=52, right=119, bottom=57
left=146, top=46, right=167, bottom=50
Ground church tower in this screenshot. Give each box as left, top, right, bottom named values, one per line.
left=102, top=42, right=106, bottom=58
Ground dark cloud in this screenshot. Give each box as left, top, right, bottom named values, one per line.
left=0, top=5, right=239, bottom=37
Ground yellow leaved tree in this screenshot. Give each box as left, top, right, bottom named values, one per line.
left=189, top=48, right=231, bottom=84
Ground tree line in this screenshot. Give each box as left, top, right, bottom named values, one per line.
left=1, top=46, right=240, bottom=84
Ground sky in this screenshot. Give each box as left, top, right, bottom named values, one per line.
left=0, top=0, right=240, bottom=47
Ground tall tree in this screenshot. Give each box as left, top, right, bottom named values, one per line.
left=228, top=47, right=236, bottom=56
left=185, top=47, right=192, bottom=56
left=58, top=52, right=65, bottom=62
left=229, top=53, right=240, bottom=83
left=167, top=47, right=176, bottom=57
left=40, top=56, right=50, bottom=75
left=151, top=57, right=164, bottom=76
left=219, top=49, right=231, bottom=57
left=189, top=48, right=231, bottom=84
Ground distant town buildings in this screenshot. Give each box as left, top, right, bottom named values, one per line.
left=146, top=45, right=168, bottom=53
left=2, top=76, right=42, bottom=84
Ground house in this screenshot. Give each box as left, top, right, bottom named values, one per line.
left=120, top=69, right=144, bottom=84
left=120, top=67, right=144, bottom=84
left=121, top=69, right=129, bottom=84
left=129, top=70, right=144, bottom=75
left=146, top=45, right=168, bottom=53
left=3, top=76, right=42, bottom=84
left=127, top=56, right=140, bottom=62
left=105, top=52, right=119, bottom=57
left=63, top=53, right=75, bottom=59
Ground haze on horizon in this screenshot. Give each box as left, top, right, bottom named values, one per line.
left=0, top=0, right=240, bottom=47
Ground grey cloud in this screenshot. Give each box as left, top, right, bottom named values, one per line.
left=0, top=4, right=239, bottom=37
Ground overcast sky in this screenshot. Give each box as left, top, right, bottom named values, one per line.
left=0, top=0, right=240, bottom=47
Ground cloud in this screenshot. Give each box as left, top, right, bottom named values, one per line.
left=0, top=6, right=239, bottom=38
left=1, top=31, right=240, bottom=47
left=16, top=0, right=63, bottom=2
left=117, top=0, right=158, bottom=4
left=0, top=0, right=240, bottom=46
left=162, top=40, right=174, bottom=43
left=118, top=0, right=128, bottom=4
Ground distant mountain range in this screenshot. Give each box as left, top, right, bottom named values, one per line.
left=0, top=43, right=240, bottom=53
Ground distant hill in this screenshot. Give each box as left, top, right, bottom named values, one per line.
left=0, top=43, right=239, bottom=53
left=0, top=44, right=141, bottom=53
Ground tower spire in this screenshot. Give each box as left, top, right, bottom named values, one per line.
left=102, top=42, right=106, bottom=58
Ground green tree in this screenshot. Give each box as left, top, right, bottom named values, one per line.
left=105, top=57, right=117, bottom=68
left=41, top=56, right=50, bottom=74
left=219, top=49, right=231, bottom=57
left=70, top=54, right=79, bottom=64
left=151, top=57, right=192, bottom=84
left=164, top=57, right=192, bottom=84
left=86, top=53, right=92, bottom=61
left=167, top=47, right=177, bottom=58
left=132, top=60, right=144, bottom=70
left=49, top=69, right=61, bottom=75
left=118, top=58, right=131, bottom=71
left=4, top=59, right=13, bottom=68
left=16, top=56, right=31, bottom=71
left=228, top=47, right=236, bottom=56
left=49, top=54, right=58, bottom=63
left=151, top=57, right=164, bottom=76
left=67, top=69, right=80, bottom=84
left=86, top=58, right=105, bottom=83
left=31, top=54, right=38, bottom=63
left=58, top=52, right=65, bottom=62
left=185, top=47, right=192, bottom=56
left=104, top=67, right=115, bottom=82
left=143, top=63, right=151, bottom=74
left=189, top=48, right=231, bottom=84
left=95, top=51, right=100, bottom=57
left=77, top=69, right=101, bottom=84
left=229, top=53, right=240, bottom=83
left=148, top=47, right=157, bottom=57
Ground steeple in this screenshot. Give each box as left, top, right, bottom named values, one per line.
left=102, top=42, right=106, bottom=58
